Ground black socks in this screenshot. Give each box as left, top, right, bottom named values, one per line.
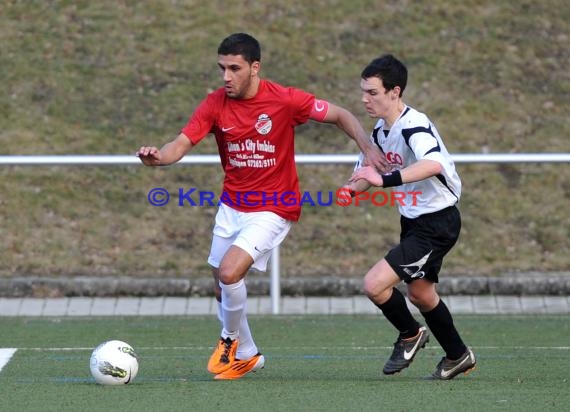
left=376, top=287, right=421, bottom=339
left=422, top=299, right=467, bottom=360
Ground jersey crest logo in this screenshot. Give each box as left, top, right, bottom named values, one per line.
left=386, top=151, right=403, bottom=166
left=255, top=114, right=272, bottom=135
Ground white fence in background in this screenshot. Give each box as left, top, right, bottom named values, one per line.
left=2, top=153, right=570, bottom=313
left=2, top=153, right=570, bottom=165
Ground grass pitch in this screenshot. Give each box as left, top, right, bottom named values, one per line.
left=1, top=315, right=569, bottom=411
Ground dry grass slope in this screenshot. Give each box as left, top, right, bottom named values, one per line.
left=1, top=0, right=568, bottom=278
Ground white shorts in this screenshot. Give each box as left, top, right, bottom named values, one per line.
left=207, top=203, right=293, bottom=272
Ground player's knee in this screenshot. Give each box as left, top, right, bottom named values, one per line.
left=362, top=272, right=375, bottom=297
left=218, top=270, right=237, bottom=285
left=363, top=273, right=391, bottom=302
left=408, top=289, right=438, bottom=311
left=407, top=291, right=423, bottom=307
left=218, top=265, right=246, bottom=285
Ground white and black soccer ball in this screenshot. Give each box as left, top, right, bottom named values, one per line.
left=89, top=340, right=139, bottom=385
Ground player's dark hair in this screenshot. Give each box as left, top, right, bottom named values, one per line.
left=361, top=54, right=407, bottom=97
left=218, top=33, right=261, bottom=64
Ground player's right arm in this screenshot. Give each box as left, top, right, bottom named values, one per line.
left=136, top=133, right=194, bottom=166
left=312, top=101, right=388, bottom=173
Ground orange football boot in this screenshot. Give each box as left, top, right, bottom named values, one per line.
left=214, top=353, right=265, bottom=380
left=207, top=336, right=238, bottom=374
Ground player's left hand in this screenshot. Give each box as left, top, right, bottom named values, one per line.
left=350, top=165, right=383, bottom=187
left=362, top=145, right=389, bottom=173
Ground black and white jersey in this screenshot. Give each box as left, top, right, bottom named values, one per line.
left=355, top=105, right=461, bottom=219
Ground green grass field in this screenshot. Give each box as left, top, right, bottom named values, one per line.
left=1, top=315, right=569, bottom=411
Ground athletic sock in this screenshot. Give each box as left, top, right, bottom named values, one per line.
left=421, top=299, right=467, bottom=360
left=216, top=298, right=223, bottom=323
left=220, top=279, right=246, bottom=341
left=236, top=311, right=258, bottom=360
left=217, top=291, right=258, bottom=359
left=376, top=287, right=420, bottom=339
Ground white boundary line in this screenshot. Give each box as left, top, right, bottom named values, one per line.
left=0, top=348, right=18, bottom=373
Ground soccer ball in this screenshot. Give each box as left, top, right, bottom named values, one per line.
left=89, top=340, right=139, bottom=385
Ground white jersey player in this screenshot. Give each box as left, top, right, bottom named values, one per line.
left=343, top=54, right=476, bottom=380
left=355, top=105, right=462, bottom=218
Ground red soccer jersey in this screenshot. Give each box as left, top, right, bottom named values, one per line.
left=180, top=79, right=315, bottom=221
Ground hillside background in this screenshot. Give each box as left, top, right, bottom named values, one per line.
left=1, top=0, right=568, bottom=280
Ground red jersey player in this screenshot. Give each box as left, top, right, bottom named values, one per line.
left=137, top=33, right=386, bottom=380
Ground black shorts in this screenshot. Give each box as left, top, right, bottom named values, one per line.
left=385, top=206, right=461, bottom=284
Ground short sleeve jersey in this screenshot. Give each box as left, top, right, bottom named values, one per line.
left=181, top=79, right=315, bottom=221
left=355, top=106, right=462, bottom=218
